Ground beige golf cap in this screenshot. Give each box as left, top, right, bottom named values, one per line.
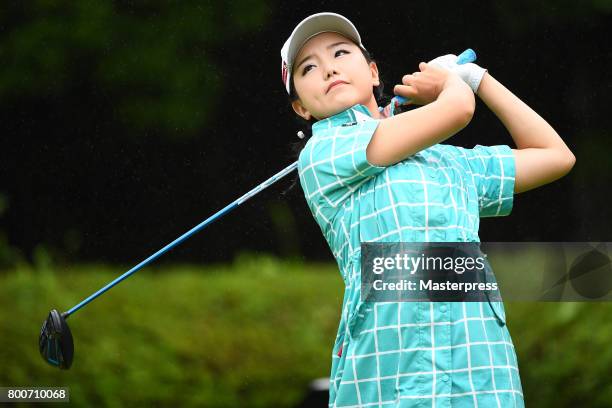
left=281, top=12, right=367, bottom=94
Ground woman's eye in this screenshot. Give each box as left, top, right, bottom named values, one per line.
left=302, top=64, right=314, bottom=75
left=301, top=50, right=349, bottom=75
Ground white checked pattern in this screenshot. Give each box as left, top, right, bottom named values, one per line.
left=297, top=104, right=524, bottom=407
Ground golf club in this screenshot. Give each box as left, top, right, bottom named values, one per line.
left=39, top=48, right=477, bottom=370
left=39, top=160, right=297, bottom=369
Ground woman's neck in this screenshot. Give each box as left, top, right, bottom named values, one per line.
left=362, top=97, right=384, bottom=119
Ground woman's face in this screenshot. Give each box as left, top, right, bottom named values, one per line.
left=291, top=32, right=380, bottom=121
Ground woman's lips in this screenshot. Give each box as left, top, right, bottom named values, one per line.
left=326, top=80, right=348, bottom=93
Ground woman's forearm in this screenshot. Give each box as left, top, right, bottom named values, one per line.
left=477, top=72, right=573, bottom=154
left=367, top=76, right=475, bottom=166
left=477, top=72, right=576, bottom=193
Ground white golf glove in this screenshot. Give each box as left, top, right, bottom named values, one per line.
left=427, top=54, right=487, bottom=94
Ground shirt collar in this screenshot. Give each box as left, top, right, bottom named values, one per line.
left=311, top=102, right=396, bottom=134
left=311, top=104, right=379, bottom=133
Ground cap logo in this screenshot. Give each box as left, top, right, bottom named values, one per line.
left=281, top=61, right=288, bottom=87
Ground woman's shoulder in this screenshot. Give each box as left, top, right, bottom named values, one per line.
left=298, top=119, right=379, bottom=166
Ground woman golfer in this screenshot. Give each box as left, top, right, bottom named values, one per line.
left=281, top=12, right=575, bottom=408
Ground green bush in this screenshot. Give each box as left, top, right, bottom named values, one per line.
left=0, top=254, right=343, bottom=407
left=505, top=301, right=612, bottom=407
left=1, top=253, right=611, bottom=407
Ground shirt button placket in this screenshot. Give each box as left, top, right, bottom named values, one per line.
left=437, top=302, right=452, bottom=407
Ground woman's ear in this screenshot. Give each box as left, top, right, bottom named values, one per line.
left=291, top=99, right=312, bottom=121
left=369, top=61, right=380, bottom=87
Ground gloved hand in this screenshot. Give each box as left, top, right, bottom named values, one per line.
left=427, top=54, right=487, bottom=94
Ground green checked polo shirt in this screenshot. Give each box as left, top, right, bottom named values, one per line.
left=297, top=104, right=524, bottom=408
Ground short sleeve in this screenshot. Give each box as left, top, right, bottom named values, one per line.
left=450, top=144, right=516, bottom=218
left=298, top=120, right=386, bottom=211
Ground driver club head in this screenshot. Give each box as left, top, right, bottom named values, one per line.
left=39, top=309, right=74, bottom=369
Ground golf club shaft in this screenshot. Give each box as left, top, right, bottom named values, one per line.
left=64, top=161, right=299, bottom=318
left=64, top=49, right=477, bottom=318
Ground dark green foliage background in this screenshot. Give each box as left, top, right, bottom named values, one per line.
left=1, top=254, right=611, bottom=407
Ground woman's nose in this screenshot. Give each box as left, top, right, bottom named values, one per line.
left=321, top=61, right=339, bottom=79
left=324, top=69, right=340, bottom=81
